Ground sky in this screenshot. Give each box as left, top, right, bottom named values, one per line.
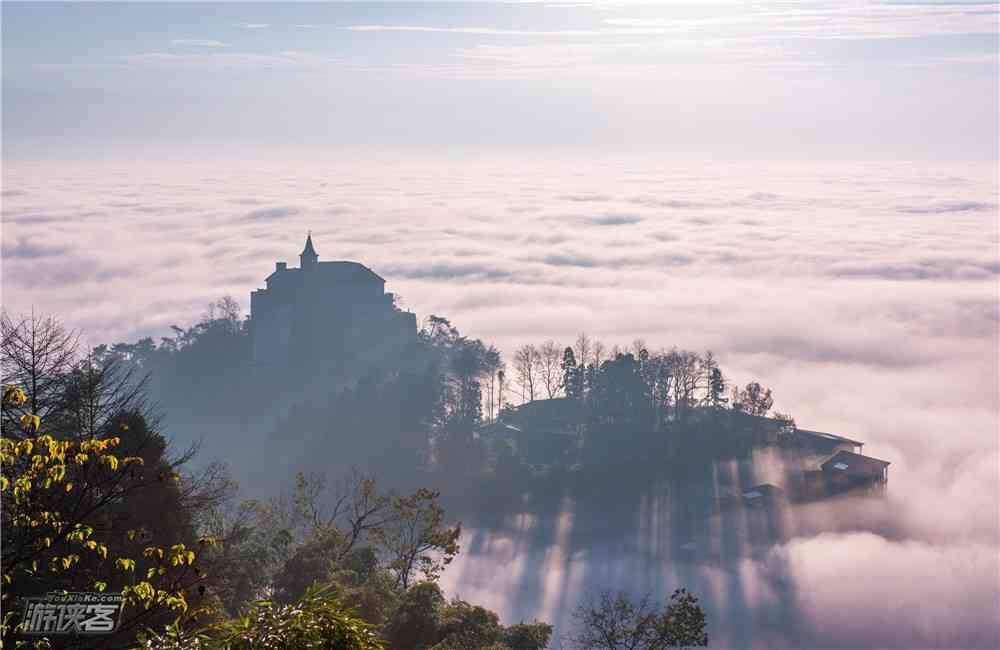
left=2, top=1, right=998, bottom=160
left=2, top=2, right=1000, bottom=648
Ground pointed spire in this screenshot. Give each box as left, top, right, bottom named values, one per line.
left=302, top=231, right=317, bottom=257
left=300, top=231, right=318, bottom=269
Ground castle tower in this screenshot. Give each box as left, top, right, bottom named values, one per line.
left=300, top=233, right=318, bottom=270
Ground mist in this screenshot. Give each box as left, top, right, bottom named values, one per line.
left=3, top=153, right=997, bottom=647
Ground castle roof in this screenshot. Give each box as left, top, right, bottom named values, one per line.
left=317, top=261, right=384, bottom=283
left=265, top=260, right=384, bottom=286
left=301, top=233, right=317, bottom=257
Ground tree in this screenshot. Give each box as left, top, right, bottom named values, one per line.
left=562, top=348, right=583, bottom=400
left=382, top=581, right=551, bottom=650
left=573, top=334, right=592, bottom=373
left=701, top=352, right=727, bottom=410
left=567, top=589, right=707, bottom=650
left=265, top=470, right=460, bottom=600
left=434, top=597, right=505, bottom=649
left=140, top=585, right=385, bottom=650
left=1, top=388, right=213, bottom=647
left=587, top=354, right=652, bottom=432
left=537, top=341, right=563, bottom=399
left=54, top=350, right=151, bottom=441
left=383, top=582, right=446, bottom=650
left=734, top=382, right=773, bottom=417
left=374, top=488, right=461, bottom=591
left=482, top=348, right=503, bottom=423
left=512, top=345, right=539, bottom=404
left=1, top=312, right=79, bottom=429
left=504, top=622, right=553, bottom=650
left=665, top=350, right=700, bottom=422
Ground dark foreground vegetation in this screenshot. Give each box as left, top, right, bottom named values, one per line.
left=2, top=311, right=713, bottom=648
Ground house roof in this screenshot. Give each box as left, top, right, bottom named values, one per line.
left=793, top=428, right=865, bottom=448
left=741, top=483, right=784, bottom=500
left=478, top=421, right=522, bottom=436
left=821, top=450, right=890, bottom=476
left=508, top=398, right=582, bottom=428
left=736, top=413, right=865, bottom=447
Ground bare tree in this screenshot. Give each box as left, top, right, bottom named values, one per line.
left=215, top=295, right=243, bottom=334
left=567, top=589, right=707, bottom=650
left=574, top=333, right=592, bottom=373
left=56, top=350, right=151, bottom=440
left=538, top=340, right=564, bottom=399
left=1, top=312, right=79, bottom=430
left=592, top=340, right=607, bottom=369
left=481, top=346, right=503, bottom=422
left=665, top=349, right=700, bottom=421
left=497, top=367, right=508, bottom=416
left=277, top=469, right=460, bottom=592
left=513, top=344, right=539, bottom=403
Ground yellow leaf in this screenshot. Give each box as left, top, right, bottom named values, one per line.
left=19, top=414, right=41, bottom=432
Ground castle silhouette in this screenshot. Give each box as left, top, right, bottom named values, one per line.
left=249, top=235, right=416, bottom=366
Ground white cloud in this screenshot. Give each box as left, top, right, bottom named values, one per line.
left=346, top=3, right=998, bottom=41
left=169, top=39, right=227, bottom=48
left=119, top=50, right=341, bottom=69
left=2, top=153, right=997, bottom=646
left=233, top=22, right=269, bottom=30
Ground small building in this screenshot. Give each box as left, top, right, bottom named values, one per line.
left=504, top=397, right=581, bottom=434
left=483, top=398, right=583, bottom=466
left=740, top=483, right=785, bottom=507
left=820, top=450, right=890, bottom=496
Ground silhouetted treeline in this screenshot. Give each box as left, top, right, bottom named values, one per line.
left=89, top=299, right=790, bottom=519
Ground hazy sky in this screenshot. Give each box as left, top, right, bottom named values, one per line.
left=3, top=1, right=998, bottom=160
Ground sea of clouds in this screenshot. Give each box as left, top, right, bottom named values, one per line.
left=2, top=153, right=998, bottom=647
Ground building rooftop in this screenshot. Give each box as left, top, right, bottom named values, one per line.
left=265, top=260, right=385, bottom=285
left=793, top=428, right=865, bottom=448
left=821, top=450, right=890, bottom=476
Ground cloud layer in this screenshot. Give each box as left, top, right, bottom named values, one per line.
left=2, top=153, right=998, bottom=646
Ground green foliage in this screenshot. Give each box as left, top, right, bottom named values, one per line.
left=382, top=582, right=550, bottom=650
left=138, top=586, right=384, bottom=650
left=374, top=488, right=462, bottom=591
left=433, top=599, right=505, bottom=649
left=568, top=589, right=707, bottom=650
left=0, top=402, right=210, bottom=646
left=503, top=622, right=553, bottom=650
left=383, top=582, right=446, bottom=650
left=561, top=348, right=582, bottom=400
